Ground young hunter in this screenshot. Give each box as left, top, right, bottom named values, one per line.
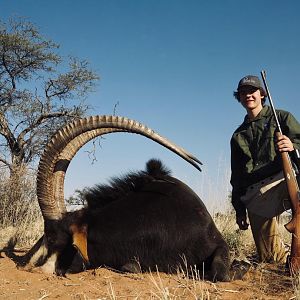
left=230, top=75, right=300, bottom=264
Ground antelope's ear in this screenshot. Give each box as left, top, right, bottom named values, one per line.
left=70, top=224, right=89, bottom=263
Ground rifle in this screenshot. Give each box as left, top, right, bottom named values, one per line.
left=260, top=70, right=300, bottom=275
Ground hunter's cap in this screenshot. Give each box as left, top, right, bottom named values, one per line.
left=237, top=75, right=263, bottom=90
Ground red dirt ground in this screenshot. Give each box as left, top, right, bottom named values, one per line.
left=0, top=251, right=295, bottom=300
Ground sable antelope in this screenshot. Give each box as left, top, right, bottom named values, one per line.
left=19, top=115, right=240, bottom=281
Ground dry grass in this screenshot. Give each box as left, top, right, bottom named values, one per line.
left=214, top=211, right=256, bottom=260
left=0, top=166, right=43, bottom=248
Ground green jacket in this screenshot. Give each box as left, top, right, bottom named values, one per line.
left=230, top=105, right=300, bottom=217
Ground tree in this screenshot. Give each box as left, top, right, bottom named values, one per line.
left=0, top=17, right=99, bottom=175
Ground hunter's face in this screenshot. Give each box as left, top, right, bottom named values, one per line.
left=239, top=86, right=264, bottom=110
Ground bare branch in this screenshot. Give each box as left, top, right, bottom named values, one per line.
left=0, top=155, right=11, bottom=167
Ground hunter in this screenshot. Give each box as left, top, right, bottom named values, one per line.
left=230, top=74, right=300, bottom=264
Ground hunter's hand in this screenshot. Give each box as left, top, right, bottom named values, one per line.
left=236, top=215, right=249, bottom=230
left=276, top=135, right=294, bottom=152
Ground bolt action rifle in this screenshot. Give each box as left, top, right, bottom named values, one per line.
left=260, top=70, right=300, bottom=275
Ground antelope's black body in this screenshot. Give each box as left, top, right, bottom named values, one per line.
left=48, top=159, right=230, bottom=281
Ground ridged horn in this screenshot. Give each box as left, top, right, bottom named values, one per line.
left=37, top=115, right=202, bottom=220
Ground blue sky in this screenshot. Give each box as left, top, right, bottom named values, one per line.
left=1, top=0, right=300, bottom=212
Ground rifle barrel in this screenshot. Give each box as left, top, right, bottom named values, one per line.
left=260, top=70, right=283, bottom=134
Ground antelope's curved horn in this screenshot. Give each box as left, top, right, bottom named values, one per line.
left=37, top=115, right=202, bottom=220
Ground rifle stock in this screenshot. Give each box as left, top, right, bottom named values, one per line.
left=261, top=71, right=300, bottom=275
left=282, top=152, right=300, bottom=275
left=281, top=136, right=300, bottom=234
left=278, top=135, right=300, bottom=274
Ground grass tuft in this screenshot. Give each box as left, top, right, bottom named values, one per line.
left=0, top=166, right=43, bottom=248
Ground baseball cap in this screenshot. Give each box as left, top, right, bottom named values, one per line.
left=237, top=75, right=263, bottom=90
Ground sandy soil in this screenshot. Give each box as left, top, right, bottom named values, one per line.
left=0, top=250, right=296, bottom=300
